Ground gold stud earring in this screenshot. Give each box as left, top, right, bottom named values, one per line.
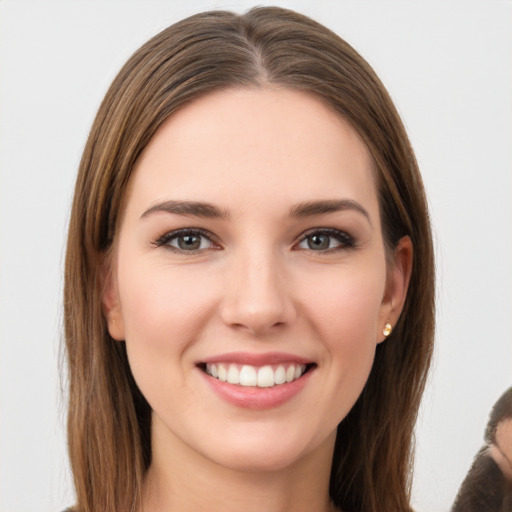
left=383, top=322, right=392, bottom=337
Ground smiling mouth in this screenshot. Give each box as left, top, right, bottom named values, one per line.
left=198, top=362, right=315, bottom=388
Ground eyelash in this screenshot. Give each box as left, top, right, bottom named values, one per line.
left=296, top=228, right=356, bottom=252
left=153, top=228, right=219, bottom=254
left=153, top=227, right=356, bottom=254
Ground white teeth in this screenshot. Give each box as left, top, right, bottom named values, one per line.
left=257, top=366, right=274, bottom=388
left=226, top=364, right=240, bottom=384
left=274, top=365, right=286, bottom=385
left=239, top=365, right=257, bottom=386
left=218, top=365, right=227, bottom=382
left=206, top=363, right=219, bottom=378
left=204, top=362, right=308, bottom=387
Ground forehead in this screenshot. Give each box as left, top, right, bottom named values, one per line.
left=126, top=87, right=378, bottom=217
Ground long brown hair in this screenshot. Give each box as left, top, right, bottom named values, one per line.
left=64, top=7, right=435, bottom=512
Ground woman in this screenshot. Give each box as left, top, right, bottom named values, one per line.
left=64, top=6, right=434, bottom=512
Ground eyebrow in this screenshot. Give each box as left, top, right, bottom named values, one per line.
left=141, top=198, right=371, bottom=225
left=141, top=200, right=229, bottom=220
left=289, top=199, right=372, bottom=225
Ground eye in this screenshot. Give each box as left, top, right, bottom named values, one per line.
left=154, top=229, right=218, bottom=253
left=296, top=229, right=355, bottom=252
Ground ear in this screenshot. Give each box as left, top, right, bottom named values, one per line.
left=378, top=235, right=413, bottom=343
left=101, top=257, right=125, bottom=341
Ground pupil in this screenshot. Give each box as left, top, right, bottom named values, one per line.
left=308, top=234, right=329, bottom=250
left=178, top=235, right=200, bottom=250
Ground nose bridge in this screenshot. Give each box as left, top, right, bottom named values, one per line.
left=220, top=243, right=295, bottom=334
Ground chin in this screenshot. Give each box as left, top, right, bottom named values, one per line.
left=211, top=449, right=305, bottom=473
left=200, top=426, right=335, bottom=474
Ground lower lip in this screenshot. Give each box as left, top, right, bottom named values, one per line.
left=199, top=368, right=314, bottom=410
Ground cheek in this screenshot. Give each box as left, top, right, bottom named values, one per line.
left=116, top=259, right=220, bottom=382
left=119, top=260, right=216, bottom=335
left=115, top=261, right=224, bottom=426
left=299, top=261, right=385, bottom=397
left=299, top=263, right=386, bottom=346
left=290, top=264, right=386, bottom=434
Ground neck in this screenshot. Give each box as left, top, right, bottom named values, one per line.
left=141, top=418, right=338, bottom=512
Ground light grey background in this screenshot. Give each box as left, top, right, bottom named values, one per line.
left=1, top=1, right=511, bottom=511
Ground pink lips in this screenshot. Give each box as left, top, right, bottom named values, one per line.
left=201, top=351, right=312, bottom=366
left=197, top=352, right=315, bottom=410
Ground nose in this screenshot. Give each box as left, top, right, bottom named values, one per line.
left=219, top=249, right=296, bottom=335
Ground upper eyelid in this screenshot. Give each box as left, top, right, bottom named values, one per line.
left=296, top=227, right=354, bottom=241
left=155, top=228, right=219, bottom=246
left=299, top=227, right=347, bottom=235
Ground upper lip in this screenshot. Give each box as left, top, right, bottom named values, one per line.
left=198, top=352, right=314, bottom=366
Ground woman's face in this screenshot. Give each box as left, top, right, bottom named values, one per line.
left=104, top=88, right=410, bottom=473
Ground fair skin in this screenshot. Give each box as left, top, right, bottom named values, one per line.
left=104, top=87, right=412, bottom=512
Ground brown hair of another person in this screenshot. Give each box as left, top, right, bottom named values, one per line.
left=64, top=7, right=435, bottom=512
